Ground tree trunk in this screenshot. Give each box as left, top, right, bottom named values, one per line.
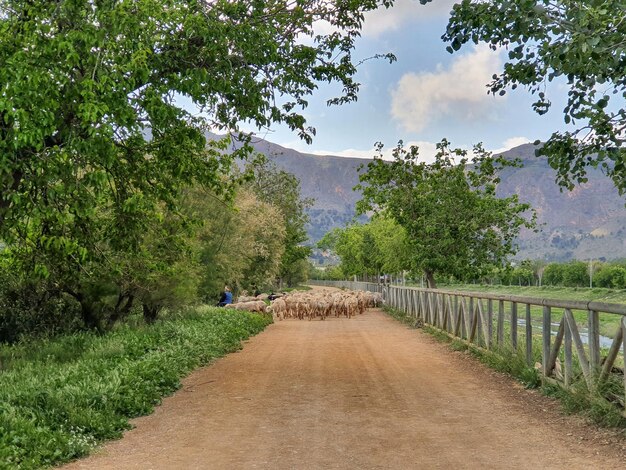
left=107, top=293, right=135, bottom=328
left=424, top=270, right=437, bottom=288
left=143, top=304, right=161, bottom=324
left=64, top=288, right=103, bottom=331
left=80, top=300, right=103, bottom=331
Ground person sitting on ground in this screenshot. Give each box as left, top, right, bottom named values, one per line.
left=217, top=286, right=233, bottom=307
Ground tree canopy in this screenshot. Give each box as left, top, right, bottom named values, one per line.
left=318, top=216, right=410, bottom=279
left=440, top=0, right=626, bottom=195
left=247, top=158, right=313, bottom=287
left=0, top=0, right=402, bottom=333
left=356, top=140, right=536, bottom=287
left=0, top=0, right=396, bottom=267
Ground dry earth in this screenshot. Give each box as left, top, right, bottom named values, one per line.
left=62, top=287, right=626, bottom=469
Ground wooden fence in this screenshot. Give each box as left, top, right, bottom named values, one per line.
left=310, top=281, right=626, bottom=414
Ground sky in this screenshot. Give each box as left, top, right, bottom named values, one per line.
left=243, top=0, right=573, bottom=162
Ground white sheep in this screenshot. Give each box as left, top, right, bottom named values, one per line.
left=225, top=300, right=267, bottom=313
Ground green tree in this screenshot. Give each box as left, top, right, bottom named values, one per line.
left=356, top=140, right=536, bottom=288
left=441, top=0, right=626, bottom=195
left=368, top=216, right=411, bottom=276
left=0, top=0, right=396, bottom=268
left=192, top=186, right=286, bottom=300
left=0, top=0, right=398, bottom=329
left=318, top=225, right=371, bottom=278
left=319, top=217, right=412, bottom=280
left=562, top=261, right=589, bottom=287
left=247, top=158, right=313, bottom=288
left=543, top=262, right=565, bottom=286
left=308, top=263, right=343, bottom=281
left=594, top=264, right=626, bottom=288
left=509, top=266, right=534, bottom=286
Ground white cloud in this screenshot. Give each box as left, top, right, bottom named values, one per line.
left=307, top=140, right=440, bottom=164
left=280, top=135, right=540, bottom=167
left=309, top=0, right=456, bottom=39
left=363, top=0, right=457, bottom=37
left=491, top=137, right=532, bottom=154
left=390, top=46, right=504, bottom=133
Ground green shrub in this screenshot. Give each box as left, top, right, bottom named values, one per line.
left=544, top=375, right=626, bottom=428
left=0, top=272, right=82, bottom=343
left=594, top=265, right=626, bottom=289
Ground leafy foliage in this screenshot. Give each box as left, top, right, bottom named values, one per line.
left=0, top=0, right=399, bottom=332
left=192, top=186, right=286, bottom=300
left=594, top=265, right=626, bottom=288
left=441, top=0, right=626, bottom=194
left=318, top=216, right=410, bottom=278
left=0, top=0, right=396, bottom=260
left=356, top=140, right=536, bottom=287
left=0, top=268, right=82, bottom=343
left=541, top=260, right=626, bottom=289
left=308, top=263, right=344, bottom=281
left=0, top=307, right=272, bottom=469
left=247, top=158, right=313, bottom=287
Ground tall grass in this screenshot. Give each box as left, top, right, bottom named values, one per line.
left=0, top=307, right=272, bottom=469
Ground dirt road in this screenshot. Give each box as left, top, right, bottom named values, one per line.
left=63, top=296, right=626, bottom=469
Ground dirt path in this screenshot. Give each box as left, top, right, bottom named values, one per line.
left=63, top=295, right=626, bottom=469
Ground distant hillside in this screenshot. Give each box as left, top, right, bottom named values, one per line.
left=211, top=134, right=368, bottom=242
left=495, top=144, right=626, bottom=261
left=211, top=134, right=626, bottom=261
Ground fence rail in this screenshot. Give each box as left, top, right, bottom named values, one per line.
left=309, top=280, right=626, bottom=414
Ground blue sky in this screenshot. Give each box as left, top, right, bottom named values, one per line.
left=248, top=0, right=572, bottom=162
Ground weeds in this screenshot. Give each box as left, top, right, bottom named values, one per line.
left=0, top=307, right=272, bottom=469
left=543, top=375, right=626, bottom=428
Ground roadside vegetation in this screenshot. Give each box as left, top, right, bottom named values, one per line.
left=0, top=307, right=272, bottom=469
left=0, top=3, right=392, bottom=467
left=0, top=0, right=389, bottom=342
left=0, top=159, right=311, bottom=344
left=352, top=141, right=536, bottom=288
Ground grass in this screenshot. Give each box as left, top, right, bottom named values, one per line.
left=0, top=306, right=272, bottom=469
left=383, top=305, right=626, bottom=429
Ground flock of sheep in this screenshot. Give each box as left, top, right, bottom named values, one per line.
left=224, top=288, right=383, bottom=321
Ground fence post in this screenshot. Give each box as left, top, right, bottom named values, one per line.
left=623, top=317, right=626, bottom=417
left=497, top=300, right=505, bottom=346
left=511, top=301, right=518, bottom=351
left=588, top=310, right=600, bottom=374
left=542, top=306, right=551, bottom=378
left=487, top=299, right=493, bottom=350
left=564, top=319, right=572, bottom=387
left=525, top=304, right=532, bottom=366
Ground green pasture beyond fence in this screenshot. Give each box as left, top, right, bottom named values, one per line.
left=311, top=281, right=626, bottom=415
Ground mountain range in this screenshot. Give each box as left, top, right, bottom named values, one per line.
left=219, top=134, right=626, bottom=262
